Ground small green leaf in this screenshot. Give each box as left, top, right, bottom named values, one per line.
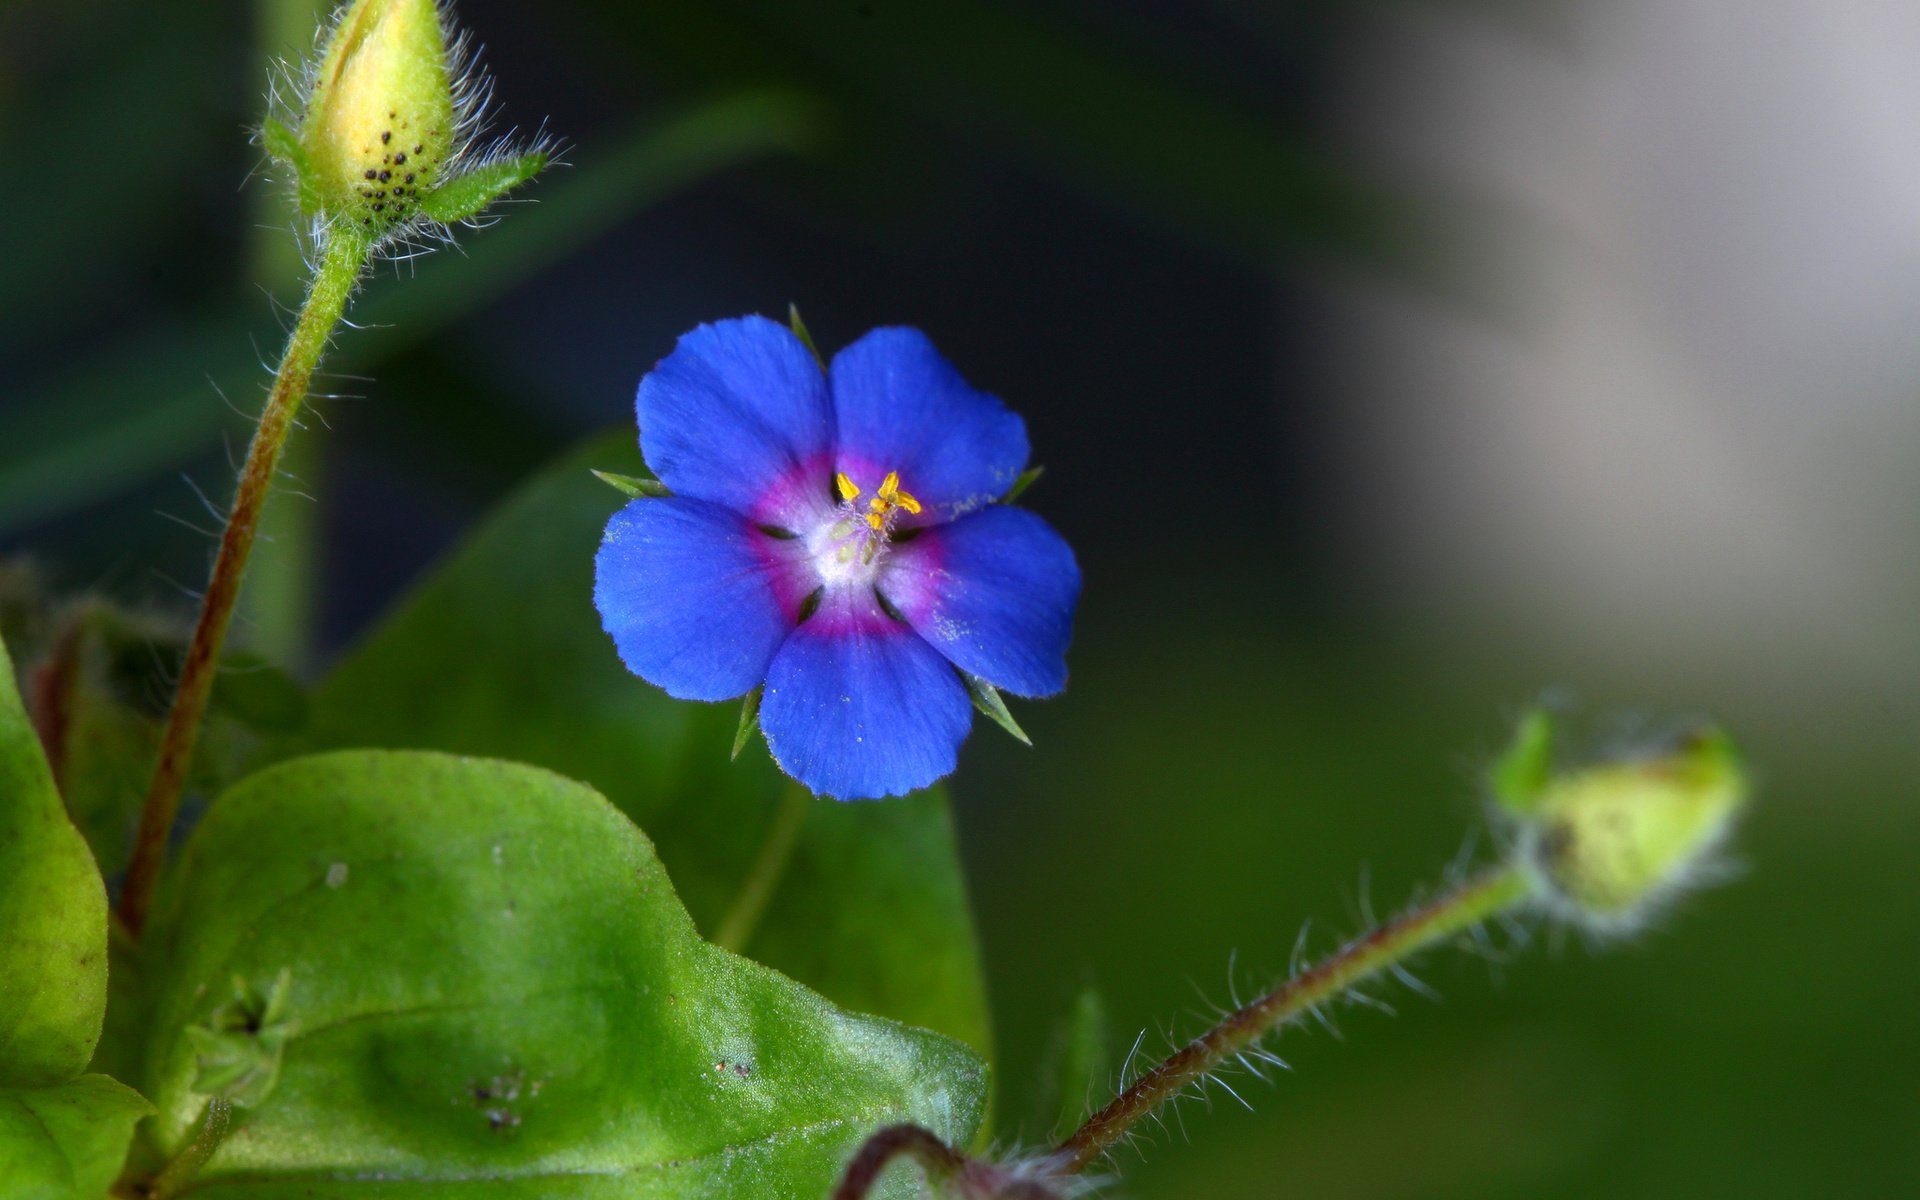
left=0, top=634, right=108, bottom=1086
left=788, top=303, right=826, bottom=371
left=1001, top=465, right=1044, bottom=504
left=132, top=751, right=987, bottom=1195
left=296, top=435, right=994, bottom=1059
left=1491, top=708, right=1555, bottom=815
left=732, top=687, right=762, bottom=762
left=0, top=1075, right=152, bottom=1200
left=417, top=152, right=551, bottom=224
left=592, top=468, right=670, bottom=499
left=961, top=671, right=1031, bottom=747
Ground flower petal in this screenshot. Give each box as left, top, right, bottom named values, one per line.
left=828, top=327, right=1029, bottom=524
left=882, top=505, right=1080, bottom=698
left=759, top=591, right=973, bottom=800
left=594, top=496, right=811, bottom=701
left=637, top=315, right=835, bottom=527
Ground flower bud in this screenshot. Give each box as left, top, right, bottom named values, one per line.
left=1496, top=715, right=1748, bottom=931
left=299, top=0, right=455, bottom=230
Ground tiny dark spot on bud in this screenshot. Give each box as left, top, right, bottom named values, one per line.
left=388, top=110, right=396, bottom=118
left=381, top=130, right=391, bottom=144
left=394, top=152, right=407, bottom=165
left=404, top=173, right=416, bottom=184
left=364, top=169, right=378, bottom=180
left=372, top=202, right=385, bottom=211
left=379, top=170, right=391, bottom=182
left=414, top=143, right=423, bottom=154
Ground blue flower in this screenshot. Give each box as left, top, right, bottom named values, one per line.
left=594, top=316, right=1081, bottom=801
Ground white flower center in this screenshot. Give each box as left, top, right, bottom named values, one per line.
left=805, top=469, right=920, bottom=589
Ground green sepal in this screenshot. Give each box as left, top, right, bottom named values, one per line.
left=592, top=468, right=670, bottom=499
left=416, top=151, right=550, bottom=224
left=1491, top=707, right=1555, bottom=814
left=962, top=671, right=1031, bottom=746
left=788, top=302, right=826, bottom=371
left=185, top=968, right=294, bottom=1108
left=1002, top=465, right=1044, bottom=504
left=261, top=116, right=320, bottom=215
left=732, top=686, right=763, bottom=762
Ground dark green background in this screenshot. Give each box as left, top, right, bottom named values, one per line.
left=2, top=1, right=1913, bottom=1196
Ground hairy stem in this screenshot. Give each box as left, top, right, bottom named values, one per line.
left=147, top=1097, right=232, bottom=1200
left=712, top=783, right=811, bottom=953
left=1053, top=864, right=1530, bottom=1172
left=833, top=1125, right=1059, bottom=1200
left=118, top=227, right=367, bottom=935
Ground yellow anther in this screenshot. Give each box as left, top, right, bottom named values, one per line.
left=838, top=468, right=921, bottom=527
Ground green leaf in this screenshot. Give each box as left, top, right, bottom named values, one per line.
left=0, top=1074, right=153, bottom=1200
left=0, top=634, right=108, bottom=1086
left=961, top=672, right=1031, bottom=747
left=293, top=434, right=993, bottom=1061
left=591, top=469, right=671, bottom=499
left=133, top=751, right=986, bottom=1196
left=1001, top=465, right=1043, bottom=504
left=417, top=152, right=551, bottom=224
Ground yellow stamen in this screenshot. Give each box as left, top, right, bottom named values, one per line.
left=838, top=468, right=922, bottom=530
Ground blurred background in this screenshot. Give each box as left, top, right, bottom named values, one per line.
left=3, top=0, right=1915, bottom=1195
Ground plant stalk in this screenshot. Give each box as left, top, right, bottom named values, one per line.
left=833, top=1124, right=1059, bottom=1200
left=118, top=227, right=367, bottom=935
left=712, top=783, right=811, bottom=953
left=148, top=1097, right=232, bottom=1200
left=1052, top=864, right=1530, bottom=1172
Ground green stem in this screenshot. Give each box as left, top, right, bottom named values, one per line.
left=148, top=1097, right=232, bottom=1200
left=118, top=227, right=368, bottom=935
left=1052, top=864, right=1531, bottom=1173
left=711, top=784, right=811, bottom=954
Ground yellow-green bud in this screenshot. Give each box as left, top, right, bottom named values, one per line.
left=300, top=0, right=455, bottom=230
left=1499, top=717, right=1748, bottom=931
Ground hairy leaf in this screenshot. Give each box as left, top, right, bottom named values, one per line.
left=295, top=434, right=993, bottom=1060
left=133, top=751, right=985, bottom=1197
